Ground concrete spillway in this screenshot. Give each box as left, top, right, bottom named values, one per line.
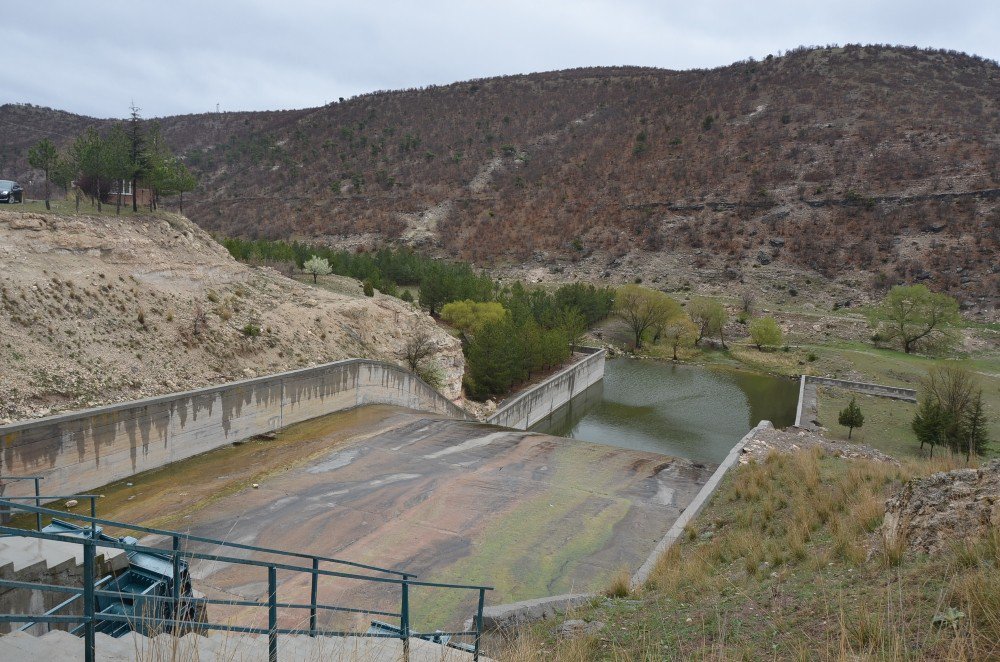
left=41, top=405, right=715, bottom=630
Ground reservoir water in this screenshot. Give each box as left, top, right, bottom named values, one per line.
left=530, top=358, right=799, bottom=464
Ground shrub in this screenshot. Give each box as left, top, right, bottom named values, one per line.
left=440, top=300, right=507, bottom=334
left=748, top=316, right=782, bottom=350
left=362, top=280, right=375, bottom=297
left=416, top=361, right=445, bottom=390
left=241, top=322, right=261, bottom=338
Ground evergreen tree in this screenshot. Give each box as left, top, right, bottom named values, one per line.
left=556, top=306, right=587, bottom=353
left=838, top=397, right=865, bottom=439
left=419, top=263, right=454, bottom=316
left=912, top=398, right=951, bottom=458
left=465, top=317, right=523, bottom=399
left=27, top=138, right=59, bottom=210
left=127, top=103, right=147, bottom=212
left=961, top=391, right=990, bottom=461
left=70, top=128, right=107, bottom=211
left=104, top=123, right=133, bottom=215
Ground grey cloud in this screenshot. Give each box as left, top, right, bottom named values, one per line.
left=4, top=0, right=996, bottom=118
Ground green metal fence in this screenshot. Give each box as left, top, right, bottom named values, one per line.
left=0, top=494, right=492, bottom=661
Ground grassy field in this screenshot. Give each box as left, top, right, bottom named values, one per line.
left=502, top=450, right=1000, bottom=660
left=806, top=346, right=1000, bottom=458
left=816, top=387, right=921, bottom=458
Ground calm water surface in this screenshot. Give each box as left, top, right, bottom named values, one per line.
left=530, top=358, right=798, bottom=464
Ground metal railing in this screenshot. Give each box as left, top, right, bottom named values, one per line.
left=0, top=498, right=492, bottom=662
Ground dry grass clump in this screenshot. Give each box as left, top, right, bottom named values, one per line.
left=603, top=567, right=632, bottom=598
left=498, top=631, right=597, bottom=662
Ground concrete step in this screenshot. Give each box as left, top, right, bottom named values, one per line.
left=0, top=630, right=81, bottom=661
left=0, top=534, right=128, bottom=578
left=0, top=629, right=492, bottom=660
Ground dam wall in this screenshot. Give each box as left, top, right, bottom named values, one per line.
left=0, top=360, right=469, bottom=499
left=486, top=348, right=606, bottom=430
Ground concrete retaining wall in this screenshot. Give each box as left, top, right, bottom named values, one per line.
left=795, top=375, right=917, bottom=428
left=0, top=360, right=469, bottom=499
left=804, top=376, right=917, bottom=401
left=486, top=348, right=606, bottom=430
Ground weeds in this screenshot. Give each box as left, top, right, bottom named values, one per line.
left=604, top=568, right=631, bottom=598
left=517, top=450, right=998, bottom=660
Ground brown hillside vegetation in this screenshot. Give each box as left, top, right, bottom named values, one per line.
left=2, top=45, right=998, bottom=310
left=0, top=210, right=464, bottom=422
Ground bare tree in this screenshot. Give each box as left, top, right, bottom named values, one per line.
left=192, top=303, right=208, bottom=337
left=403, top=331, right=436, bottom=373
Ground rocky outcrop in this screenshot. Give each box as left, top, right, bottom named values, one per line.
left=882, top=460, right=1000, bottom=555
left=740, top=425, right=898, bottom=465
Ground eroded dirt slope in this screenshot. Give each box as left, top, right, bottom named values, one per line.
left=0, top=210, right=463, bottom=421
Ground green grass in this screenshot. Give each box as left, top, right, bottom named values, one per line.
left=816, top=387, right=922, bottom=458
left=804, top=345, right=1000, bottom=457
left=511, top=451, right=1000, bottom=660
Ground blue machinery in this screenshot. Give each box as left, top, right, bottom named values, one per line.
left=0, top=482, right=492, bottom=662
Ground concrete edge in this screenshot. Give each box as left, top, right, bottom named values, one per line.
left=795, top=375, right=806, bottom=427
left=630, top=419, right=774, bottom=589
left=803, top=375, right=917, bottom=400
left=486, top=347, right=606, bottom=426
left=0, top=358, right=470, bottom=434
left=475, top=593, right=597, bottom=632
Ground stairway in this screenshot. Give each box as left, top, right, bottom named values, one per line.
left=0, top=629, right=491, bottom=661
left=0, top=535, right=127, bottom=578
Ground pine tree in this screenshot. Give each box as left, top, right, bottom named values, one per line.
left=961, top=391, right=990, bottom=461
left=838, top=396, right=865, bottom=439
left=27, top=139, right=59, bottom=210
left=912, top=398, right=951, bottom=458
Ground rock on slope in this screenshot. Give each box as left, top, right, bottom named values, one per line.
left=882, top=459, right=1000, bottom=555
left=0, top=210, right=463, bottom=421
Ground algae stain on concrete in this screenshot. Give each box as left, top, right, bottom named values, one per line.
left=19, top=405, right=414, bottom=533
left=411, top=446, right=632, bottom=628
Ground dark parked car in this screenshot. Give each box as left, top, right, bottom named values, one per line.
left=0, top=179, right=23, bottom=203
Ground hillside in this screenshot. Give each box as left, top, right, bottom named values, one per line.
left=2, top=45, right=998, bottom=312
left=0, top=209, right=464, bottom=422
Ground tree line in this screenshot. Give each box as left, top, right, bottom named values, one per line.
left=221, top=238, right=616, bottom=400
left=26, top=105, right=196, bottom=214
left=458, top=282, right=613, bottom=400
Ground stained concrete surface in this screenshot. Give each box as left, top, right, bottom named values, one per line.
left=49, top=405, right=715, bottom=631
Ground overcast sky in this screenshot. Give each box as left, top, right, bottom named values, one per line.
left=5, top=1, right=997, bottom=119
